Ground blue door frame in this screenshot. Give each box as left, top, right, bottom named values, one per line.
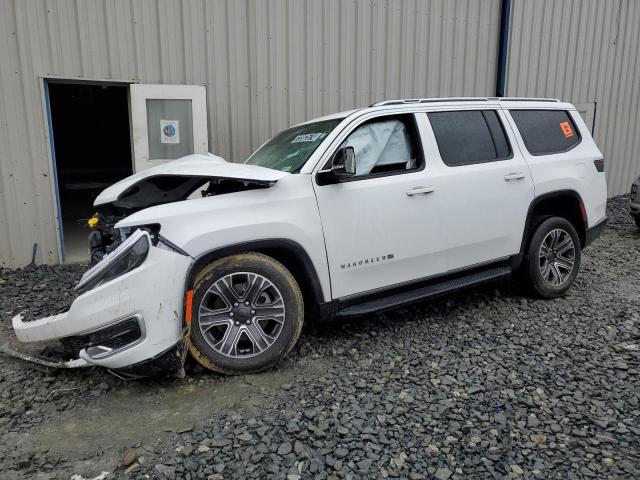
left=44, top=78, right=133, bottom=263
left=43, top=79, right=66, bottom=261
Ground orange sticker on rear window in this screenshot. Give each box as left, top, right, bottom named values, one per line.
left=560, top=121, right=574, bottom=138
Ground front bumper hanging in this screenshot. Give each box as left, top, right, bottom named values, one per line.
left=9, top=231, right=192, bottom=373
left=0, top=339, right=88, bottom=368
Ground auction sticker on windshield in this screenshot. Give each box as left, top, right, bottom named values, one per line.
left=291, top=133, right=325, bottom=143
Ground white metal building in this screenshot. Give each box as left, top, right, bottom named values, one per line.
left=0, top=0, right=638, bottom=267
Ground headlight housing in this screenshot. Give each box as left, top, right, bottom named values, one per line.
left=76, top=230, right=150, bottom=294
left=118, top=224, right=188, bottom=255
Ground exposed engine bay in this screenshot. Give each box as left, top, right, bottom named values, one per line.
left=88, top=176, right=269, bottom=266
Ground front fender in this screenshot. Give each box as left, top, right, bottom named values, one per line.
left=117, top=175, right=332, bottom=302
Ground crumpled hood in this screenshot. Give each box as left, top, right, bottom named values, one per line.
left=94, top=153, right=289, bottom=208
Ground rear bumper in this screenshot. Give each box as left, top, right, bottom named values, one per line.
left=11, top=242, right=192, bottom=370
left=584, top=216, right=607, bottom=247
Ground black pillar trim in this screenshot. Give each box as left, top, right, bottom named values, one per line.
left=496, top=0, right=512, bottom=97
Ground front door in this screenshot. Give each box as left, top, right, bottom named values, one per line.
left=130, top=84, right=209, bottom=172
left=313, top=113, right=448, bottom=299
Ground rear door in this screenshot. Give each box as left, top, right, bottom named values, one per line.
left=422, top=108, right=534, bottom=270
left=130, top=84, right=209, bottom=172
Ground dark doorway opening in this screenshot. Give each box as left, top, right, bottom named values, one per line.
left=48, top=82, right=132, bottom=263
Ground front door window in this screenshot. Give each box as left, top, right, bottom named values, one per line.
left=339, top=119, right=416, bottom=176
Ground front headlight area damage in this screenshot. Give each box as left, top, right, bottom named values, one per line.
left=76, top=229, right=152, bottom=294
left=9, top=228, right=193, bottom=377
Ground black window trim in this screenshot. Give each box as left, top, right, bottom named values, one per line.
left=315, top=112, right=426, bottom=185
left=427, top=109, right=514, bottom=168
left=508, top=108, right=582, bottom=157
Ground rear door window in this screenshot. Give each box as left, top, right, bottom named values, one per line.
left=509, top=110, right=581, bottom=155
left=427, top=110, right=512, bottom=167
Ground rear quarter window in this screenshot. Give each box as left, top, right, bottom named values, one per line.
left=510, top=109, right=581, bottom=155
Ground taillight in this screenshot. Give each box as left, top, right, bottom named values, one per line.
left=594, top=158, right=605, bottom=172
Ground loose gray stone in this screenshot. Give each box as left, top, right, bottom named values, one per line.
left=434, top=467, right=452, bottom=480
left=277, top=442, right=292, bottom=455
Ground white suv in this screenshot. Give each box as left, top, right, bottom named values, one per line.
left=12, top=97, right=608, bottom=376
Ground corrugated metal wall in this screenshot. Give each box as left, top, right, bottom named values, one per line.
left=506, top=0, right=640, bottom=196
left=0, top=0, right=501, bottom=266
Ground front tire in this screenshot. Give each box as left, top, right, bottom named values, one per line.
left=522, top=217, right=581, bottom=298
left=635, top=216, right=640, bottom=230
left=188, top=253, right=304, bottom=374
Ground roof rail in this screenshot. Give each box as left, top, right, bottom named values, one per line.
left=370, top=96, right=560, bottom=107
left=496, top=97, right=560, bottom=102
left=371, top=97, right=489, bottom=107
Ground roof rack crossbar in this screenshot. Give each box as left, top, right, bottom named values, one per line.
left=370, top=96, right=560, bottom=107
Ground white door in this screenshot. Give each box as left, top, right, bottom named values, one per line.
left=130, top=84, right=208, bottom=172
left=422, top=108, right=534, bottom=270
left=313, top=113, right=449, bottom=299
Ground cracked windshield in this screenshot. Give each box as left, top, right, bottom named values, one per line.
left=245, top=119, right=341, bottom=172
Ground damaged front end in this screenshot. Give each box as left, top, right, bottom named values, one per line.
left=7, top=154, right=287, bottom=376
left=87, top=154, right=281, bottom=267
left=12, top=229, right=192, bottom=376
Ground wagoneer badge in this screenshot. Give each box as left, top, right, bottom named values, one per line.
left=341, top=254, right=395, bottom=270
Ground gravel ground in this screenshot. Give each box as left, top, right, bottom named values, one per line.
left=1, top=196, right=638, bottom=480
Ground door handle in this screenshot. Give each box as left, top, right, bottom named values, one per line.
left=406, top=186, right=435, bottom=196
left=504, top=173, right=526, bottom=181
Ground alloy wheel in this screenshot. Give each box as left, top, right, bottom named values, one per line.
left=538, top=228, right=576, bottom=287
left=197, top=272, right=285, bottom=358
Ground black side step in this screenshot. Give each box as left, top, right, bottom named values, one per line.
left=337, top=265, right=512, bottom=318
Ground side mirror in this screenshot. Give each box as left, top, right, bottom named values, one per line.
left=316, top=147, right=356, bottom=185
left=331, top=146, right=356, bottom=177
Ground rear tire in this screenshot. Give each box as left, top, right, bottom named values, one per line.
left=635, top=216, right=640, bottom=230
left=522, top=217, right=581, bottom=298
left=188, top=253, right=304, bottom=375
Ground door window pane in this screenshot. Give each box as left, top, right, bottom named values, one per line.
left=428, top=110, right=511, bottom=166
left=339, top=116, right=420, bottom=176
left=146, top=99, right=194, bottom=160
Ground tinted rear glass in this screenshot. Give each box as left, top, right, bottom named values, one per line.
left=510, top=110, right=581, bottom=155
left=428, top=110, right=511, bottom=166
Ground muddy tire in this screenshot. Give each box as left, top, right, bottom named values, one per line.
left=188, top=253, right=304, bottom=374
left=522, top=216, right=581, bottom=298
